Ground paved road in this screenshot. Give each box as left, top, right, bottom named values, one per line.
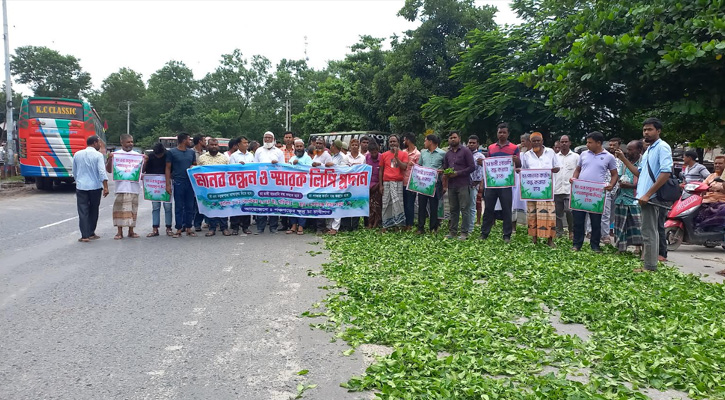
left=1, top=184, right=723, bottom=399
left=0, top=184, right=370, bottom=400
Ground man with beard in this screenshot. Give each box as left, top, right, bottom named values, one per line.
left=166, top=132, right=197, bottom=238
left=613, top=140, right=644, bottom=254
left=287, top=138, right=312, bottom=235
left=254, top=131, right=285, bottom=234
left=197, top=138, right=231, bottom=236
left=341, top=138, right=366, bottom=232
left=380, top=135, right=409, bottom=233
left=106, top=134, right=142, bottom=240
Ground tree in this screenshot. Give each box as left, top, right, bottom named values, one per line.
left=520, top=0, right=725, bottom=146
left=88, top=68, right=146, bottom=144
left=11, top=46, right=92, bottom=98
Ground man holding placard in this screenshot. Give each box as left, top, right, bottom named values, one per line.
left=520, top=132, right=560, bottom=247
left=106, top=134, right=143, bottom=240
left=570, top=131, right=618, bottom=253
left=480, top=123, right=521, bottom=243
left=416, top=134, right=445, bottom=234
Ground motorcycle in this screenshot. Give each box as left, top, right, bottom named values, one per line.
left=665, top=179, right=725, bottom=251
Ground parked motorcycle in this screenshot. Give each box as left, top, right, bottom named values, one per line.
left=665, top=179, right=725, bottom=251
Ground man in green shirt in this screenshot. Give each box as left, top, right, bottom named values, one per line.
left=417, top=134, right=445, bottom=233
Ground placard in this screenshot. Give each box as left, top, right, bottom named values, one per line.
left=519, top=169, right=553, bottom=201
left=570, top=179, right=606, bottom=213
left=483, top=156, right=515, bottom=188
left=143, top=174, right=171, bottom=202
left=407, top=164, right=437, bottom=197
left=112, top=152, right=143, bottom=182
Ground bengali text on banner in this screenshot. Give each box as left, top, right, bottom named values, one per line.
left=483, top=156, right=515, bottom=188
left=188, top=163, right=372, bottom=218
left=570, top=179, right=606, bottom=213
left=519, top=169, right=554, bottom=201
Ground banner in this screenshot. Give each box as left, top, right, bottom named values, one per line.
left=407, top=164, right=437, bottom=197
left=143, top=174, right=171, bottom=203
left=112, top=152, right=143, bottom=182
left=520, top=169, right=553, bottom=201
left=483, top=156, right=515, bottom=188
left=570, top=179, right=606, bottom=213
left=188, top=163, right=372, bottom=218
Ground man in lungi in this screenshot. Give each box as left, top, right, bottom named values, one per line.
left=106, top=134, right=141, bottom=240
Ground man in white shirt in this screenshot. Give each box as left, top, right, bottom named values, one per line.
left=105, top=134, right=142, bottom=240
left=253, top=131, right=284, bottom=164
left=229, top=137, right=255, bottom=165
left=554, top=135, right=579, bottom=239
left=311, top=137, right=332, bottom=167
left=253, top=132, right=284, bottom=234
left=325, top=140, right=345, bottom=234
left=228, top=137, right=254, bottom=235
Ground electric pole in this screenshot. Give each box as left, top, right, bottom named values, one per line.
left=2, top=0, right=14, bottom=172
left=285, top=99, right=291, bottom=131
left=125, top=101, right=132, bottom=136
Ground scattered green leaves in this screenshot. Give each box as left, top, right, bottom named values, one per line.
left=311, top=226, right=725, bottom=399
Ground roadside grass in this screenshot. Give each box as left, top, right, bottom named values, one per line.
left=308, top=226, right=725, bottom=399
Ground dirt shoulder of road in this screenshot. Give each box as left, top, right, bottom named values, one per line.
left=0, top=182, right=37, bottom=198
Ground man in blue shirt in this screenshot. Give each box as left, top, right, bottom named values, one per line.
left=622, top=118, right=673, bottom=272
left=72, top=135, right=109, bottom=242
left=165, top=132, right=197, bottom=238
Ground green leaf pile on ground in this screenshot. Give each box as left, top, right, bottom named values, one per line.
left=311, top=227, right=725, bottom=399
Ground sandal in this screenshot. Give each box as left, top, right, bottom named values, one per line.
left=297, top=227, right=304, bottom=235
left=114, top=234, right=123, bottom=240
left=128, top=233, right=140, bottom=238
left=186, top=230, right=197, bottom=237
left=205, top=231, right=216, bottom=237
left=222, top=230, right=231, bottom=236
left=172, top=230, right=183, bottom=238
left=147, top=231, right=160, bottom=237
left=166, top=228, right=173, bottom=236
left=286, top=224, right=297, bottom=234
left=78, top=238, right=90, bottom=243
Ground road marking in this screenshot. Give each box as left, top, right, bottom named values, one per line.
left=223, top=266, right=234, bottom=272
left=164, top=345, right=183, bottom=351
left=183, top=321, right=198, bottom=326
left=147, top=370, right=165, bottom=376
left=192, top=307, right=205, bottom=314
left=39, top=216, right=77, bottom=230
left=204, top=292, right=217, bottom=297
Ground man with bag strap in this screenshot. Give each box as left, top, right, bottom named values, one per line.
left=628, top=118, right=674, bottom=272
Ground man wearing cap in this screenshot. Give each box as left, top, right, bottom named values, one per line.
left=325, top=140, right=345, bottom=234
left=254, top=131, right=285, bottom=234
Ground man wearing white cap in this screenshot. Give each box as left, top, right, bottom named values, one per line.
left=254, top=131, right=285, bottom=234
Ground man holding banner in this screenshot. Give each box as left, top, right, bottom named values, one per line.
left=570, top=131, right=618, bottom=253
left=520, top=132, right=560, bottom=247
left=416, top=134, right=445, bottom=234
left=106, top=134, right=143, bottom=240
left=480, top=123, right=521, bottom=243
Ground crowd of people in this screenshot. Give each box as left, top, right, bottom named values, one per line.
left=72, top=117, right=725, bottom=272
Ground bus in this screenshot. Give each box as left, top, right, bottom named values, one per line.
left=309, top=131, right=390, bottom=151
left=18, top=97, right=107, bottom=190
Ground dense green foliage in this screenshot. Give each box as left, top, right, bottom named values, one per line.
left=311, top=228, right=725, bottom=399
left=10, top=0, right=724, bottom=148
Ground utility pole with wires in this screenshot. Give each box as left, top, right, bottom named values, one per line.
left=125, top=100, right=132, bottom=136
left=2, top=0, right=15, bottom=172
left=285, top=99, right=291, bottom=131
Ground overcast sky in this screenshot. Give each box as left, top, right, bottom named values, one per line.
left=5, top=0, right=520, bottom=94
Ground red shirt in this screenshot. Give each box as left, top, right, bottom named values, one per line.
left=380, top=150, right=409, bottom=182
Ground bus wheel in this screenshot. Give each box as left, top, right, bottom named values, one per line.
left=35, top=177, right=50, bottom=190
